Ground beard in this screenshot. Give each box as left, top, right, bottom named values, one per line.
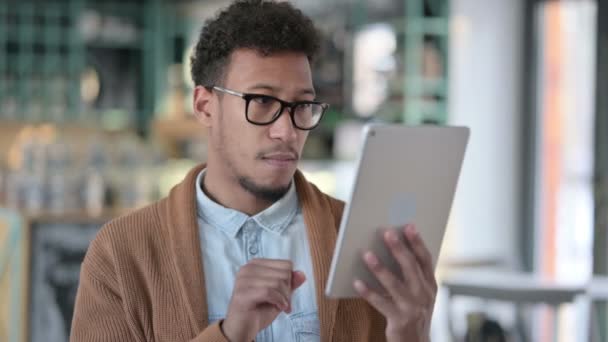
left=238, top=176, right=291, bottom=203
left=216, top=109, right=294, bottom=203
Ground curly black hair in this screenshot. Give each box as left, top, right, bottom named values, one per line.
left=190, top=0, right=321, bottom=87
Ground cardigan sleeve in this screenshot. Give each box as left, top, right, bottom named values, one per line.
left=70, top=230, right=230, bottom=342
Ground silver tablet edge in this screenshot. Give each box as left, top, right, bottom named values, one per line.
left=324, top=124, right=376, bottom=298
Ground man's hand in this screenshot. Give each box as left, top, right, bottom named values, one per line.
left=353, top=224, right=437, bottom=342
left=222, top=259, right=306, bottom=342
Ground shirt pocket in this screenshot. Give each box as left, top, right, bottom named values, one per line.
left=289, top=311, right=320, bottom=342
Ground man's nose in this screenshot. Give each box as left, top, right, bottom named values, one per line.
left=268, top=107, right=297, bottom=141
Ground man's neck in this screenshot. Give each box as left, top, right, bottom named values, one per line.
left=202, top=164, right=274, bottom=216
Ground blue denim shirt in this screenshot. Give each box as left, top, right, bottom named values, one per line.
left=195, top=170, right=320, bottom=342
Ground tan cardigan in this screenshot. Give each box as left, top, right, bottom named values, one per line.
left=71, top=164, right=386, bottom=342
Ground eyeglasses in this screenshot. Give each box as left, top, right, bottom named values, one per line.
left=211, top=86, right=329, bottom=130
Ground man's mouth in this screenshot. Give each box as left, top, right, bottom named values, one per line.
left=260, top=151, right=299, bottom=168
left=261, top=152, right=298, bottom=161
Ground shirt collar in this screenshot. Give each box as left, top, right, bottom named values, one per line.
left=195, top=169, right=299, bottom=238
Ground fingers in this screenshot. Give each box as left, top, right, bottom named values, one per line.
left=383, top=229, right=426, bottom=298
left=403, top=225, right=437, bottom=292
left=353, top=279, right=397, bottom=318
left=235, top=259, right=305, bottom=313
left=241, top=263, right=292, bottom=282
left=291, top=271, right=307, bottom=290
left=250, top=258, right=294, bottom=271
left=359, top=225, right=437, bottom=309
left=246, top=286, right=290, bottom=312
left=355, top=225, right=438, bottom=340
left=226, top=259, right=304, bottom=341
left=246, top=259, right=307, bottom=293
left=241, top=276, right=291, bottom=303
left=362, top=251, right=408, bottom=302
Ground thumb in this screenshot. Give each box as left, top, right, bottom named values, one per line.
left=291, top=271, right=306, bottom=291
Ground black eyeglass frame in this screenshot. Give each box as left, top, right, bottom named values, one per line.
left=210, top=85, right=329, bottom=130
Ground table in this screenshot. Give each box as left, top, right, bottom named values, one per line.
left=588, top=276, right=608, bottom=341
left=441, top=270, right=586, bottom=342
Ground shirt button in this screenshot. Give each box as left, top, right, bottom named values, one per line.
left=249, top=245, right=259, bottom=255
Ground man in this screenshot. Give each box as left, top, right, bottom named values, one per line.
left=70, top=1, right=437, bottom=341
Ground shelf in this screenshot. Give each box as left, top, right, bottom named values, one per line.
left=23, top=208, right=128, bottom=224
left=152, top=116, right=206, bottom=142
left=152, top=116, right=207, bottom=158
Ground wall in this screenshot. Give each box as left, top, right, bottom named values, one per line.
left=444, top=0, right=524, bottom=269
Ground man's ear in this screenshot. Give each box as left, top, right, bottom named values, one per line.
left=193, top=85, right=214, bottom=127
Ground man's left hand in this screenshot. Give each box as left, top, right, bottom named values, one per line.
left=353, top=224, right=437, bottom=342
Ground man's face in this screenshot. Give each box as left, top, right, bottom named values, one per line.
left=205, top=49, right=314, bottom=200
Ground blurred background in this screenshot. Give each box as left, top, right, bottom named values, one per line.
left=0, top=0, right=606, bottom=341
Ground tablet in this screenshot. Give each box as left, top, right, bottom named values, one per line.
left=325, top=124, right=469, bottom=298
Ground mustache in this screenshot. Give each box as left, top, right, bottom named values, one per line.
left=256, top=146, right=300, bottom=160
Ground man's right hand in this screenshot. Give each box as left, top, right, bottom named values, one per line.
left=221, top=259, right=306, bottom=342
